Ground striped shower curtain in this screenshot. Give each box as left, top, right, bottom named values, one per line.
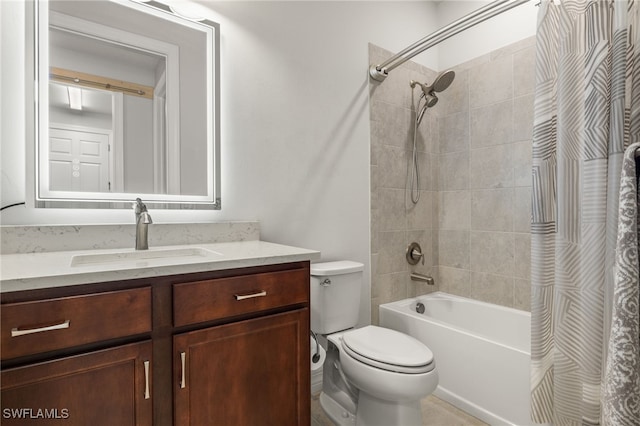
left=531, top=0, right=639, bottom=425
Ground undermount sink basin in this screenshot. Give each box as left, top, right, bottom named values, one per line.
left=70, top=247, right=223, bottom=267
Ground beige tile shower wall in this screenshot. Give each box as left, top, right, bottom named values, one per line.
left=369, top=37, right=535, bottom=319
left=436, top=37, right=535, bottom=311
left=369, top=44, right=441, bottom=325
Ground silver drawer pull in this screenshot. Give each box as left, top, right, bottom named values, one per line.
left=180, top=352, right=186, bottom=389
left=234, top=290, right=267, bottom=301
left=11, top=320, right=70, bottom=337
left=144, top=360, right=150, bottom=399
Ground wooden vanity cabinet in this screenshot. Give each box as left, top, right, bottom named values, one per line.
left=0, top=261, right=311, bottom=426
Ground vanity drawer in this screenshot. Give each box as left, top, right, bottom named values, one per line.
left=1, top=287, right=151, bottom=360
left=173, top=268, right=309, bottom=327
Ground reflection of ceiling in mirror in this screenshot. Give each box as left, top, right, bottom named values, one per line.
left=50, top=1, right=206, bottom=50
left=49, top=28, right=164, bottom=75
left=49, top=83, right=113, bottom=115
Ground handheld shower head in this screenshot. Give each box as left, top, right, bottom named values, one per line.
left=408, top=71, right=455, bottom=206
left=421, top=91, right=439, bottom=108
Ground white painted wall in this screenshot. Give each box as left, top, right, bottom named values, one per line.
left=1, top=1, right=26, bottom=213
left=435, top=0, right=537, bottom=69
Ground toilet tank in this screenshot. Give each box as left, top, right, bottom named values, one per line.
left=310, top=261, right=364, bottom=334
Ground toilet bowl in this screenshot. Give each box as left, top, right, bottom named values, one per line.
left=310, top=261, right=438, bottom=426
left=323, top=326, right=438, bottom=426
left=337, top=326, right=437, bottom=400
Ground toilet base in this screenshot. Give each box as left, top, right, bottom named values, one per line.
left=355, top=392, right=423, bottom=426
left=320, top=392, right=356, bottom=426
left=320, top=390, right=423, bottom=426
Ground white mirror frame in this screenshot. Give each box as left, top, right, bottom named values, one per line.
left=26, top=0, right=221, bottom=210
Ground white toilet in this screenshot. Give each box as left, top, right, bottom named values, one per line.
left=311, top=261, right=438, bottom=426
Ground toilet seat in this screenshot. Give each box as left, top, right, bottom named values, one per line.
left=341, top=326, right=435, bottom=374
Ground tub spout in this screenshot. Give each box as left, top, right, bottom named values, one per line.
left=410, top=273, right=434, bottom=285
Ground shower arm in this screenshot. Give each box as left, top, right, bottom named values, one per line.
left=369, top=0, right=531, bottom=82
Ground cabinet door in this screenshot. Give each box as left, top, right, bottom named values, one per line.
left=174, top=309, right=310, bottom=426
left=1, top=341, right=152, bottom=426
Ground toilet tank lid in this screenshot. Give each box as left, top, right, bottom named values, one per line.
left=311, top=261, right=364, bottom=276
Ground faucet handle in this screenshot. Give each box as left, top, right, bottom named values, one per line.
left=406, top=242, right=425, bottom=265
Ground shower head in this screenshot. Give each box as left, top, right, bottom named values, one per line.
left=432, top=70, right=455, bottom=93
left=410, top=70, right=456, bottom=108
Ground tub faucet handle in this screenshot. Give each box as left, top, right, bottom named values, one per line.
left=406, top=242, right=425, bottom=265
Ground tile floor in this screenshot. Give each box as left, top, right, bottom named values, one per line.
left=311, top=393, right=487, bottom=426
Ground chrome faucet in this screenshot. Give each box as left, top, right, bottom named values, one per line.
left=134, top=198, right=153, bottom=250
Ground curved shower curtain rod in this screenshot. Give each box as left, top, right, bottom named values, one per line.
left=369, top=0, right=532, bottom=82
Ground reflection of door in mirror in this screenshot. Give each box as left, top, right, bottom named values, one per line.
left=48, top=126, right=110, bottom=192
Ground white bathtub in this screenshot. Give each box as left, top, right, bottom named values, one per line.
left=380, top=292, right=532, bottom=426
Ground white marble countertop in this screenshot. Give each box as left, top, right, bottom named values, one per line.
left=0, top=241, right=321, bottom=293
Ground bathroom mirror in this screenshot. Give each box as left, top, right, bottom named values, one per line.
left=28, top=0, right=220, bottom=209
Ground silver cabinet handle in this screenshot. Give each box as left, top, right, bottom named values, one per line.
left=180, top=352, right=186, bottom=389
left=11, top=320, right=70, bottom=337
left=234, top=290, right=267, bottom=301
left=144, top=360, right=150, bottom=400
